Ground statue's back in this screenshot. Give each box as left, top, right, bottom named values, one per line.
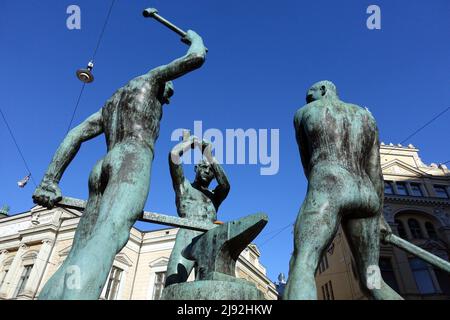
left=298, top=99, right=378, bottom=177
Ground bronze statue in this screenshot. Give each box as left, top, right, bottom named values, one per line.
left=284, top=80, right=403, bottom=300
left=32, top=30, right=207, bottom=299
left=165, top=136, right=230, bottom=286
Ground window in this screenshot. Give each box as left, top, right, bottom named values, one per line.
left=321, top=281, right=334, bottom=300
left=379, top=257, right=399, bottom=292
left=318, top=254, right=329, bottom=274
left=13, top=264, right=33, bottom=298
left=395, top=219, right=408, bottom=239
left=434, top=185, right=449, bottom=199
left=153, top=272, right=166, bottom=300
left=434, top=268, right=450, bottom=296
left=105, top=267, right=123, bottom=300
left=409, top=258, right=436, bottom=294
left=409, top=183, right=423, bottom=197
left=396, top=182, right=408, bottom=196
left=408, top=219, right=423, bottom=239
left=425, top=222, right=438, bottom=240
left=384, top=181, right=394, bottom=195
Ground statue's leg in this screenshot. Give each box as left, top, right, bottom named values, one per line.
left=39, top=159, right=105, bottom=300
left=343, top=215, right=403, bottom=300
left=50, top=144, right=151, bottom=300
left=284, top=186, right=341, bottom=300
left=165, top=229, right=198, bottom=287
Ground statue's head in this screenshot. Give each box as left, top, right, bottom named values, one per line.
left=160, top=81, right=174, bottom=104
left=194, top=159, right=214, bottom=187
left=306, top=80, right=338, bottom=103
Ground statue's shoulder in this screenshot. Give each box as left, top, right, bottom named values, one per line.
left=345, top=102, right=378, bottom=126
left=293, top=105, right=307, bottom=126
left=356, top=103, right=376, bottom=121
left=294, top=102, right=314, bottom=117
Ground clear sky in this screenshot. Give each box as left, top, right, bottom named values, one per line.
left=1, top=0, right=449, bottom=283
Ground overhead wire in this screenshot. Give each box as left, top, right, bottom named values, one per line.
left=0, top=107, right=37, bottom=187
left=66, top=0, right=116, bottom=132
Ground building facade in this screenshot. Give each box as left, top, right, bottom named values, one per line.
left=315, top=144, right=450, bottom=300
left=0, top=204, right=278, bottom=300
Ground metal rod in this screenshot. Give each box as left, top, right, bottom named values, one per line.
left=143, top=7, right=208, bottom=51
left=140, top=211, right=216, bottom=232
left=56, top=197, right=216, bottom=232
left=143, top=8, right=186, bottom=37
left=384, top=233, right=450, bottom=274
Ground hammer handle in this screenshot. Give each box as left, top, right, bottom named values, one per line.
left=143, top=8, right=207, bottom=50
left=151, top=12, right=187, bottom=38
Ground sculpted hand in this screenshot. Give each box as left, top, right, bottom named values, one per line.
left=32, top=179, right=62, bottom=209
left=202, top=139, right=214, bottom=163
left=379, top=215, right=393, bottom=241
left=182, top=30, right=202, bottom=46
left=188, top=135, right=202, bottom=150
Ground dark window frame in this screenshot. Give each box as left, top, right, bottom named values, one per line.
left=13, top=264, right=33, bottom=298
left=153, top=271, right=167, bottom=300
left=409, top=183, right=424, bottom=197
left=409, top=258, right=437, bottom=295
left=396, top=182, right=408, bottom=196
left=434, top=185, right=449, bottom=199
left=408, top=218, right=423, bottom=239
left=425, top=222, right=438, bottom=240
left=105, top=266, right=123, bottom=300
left=384, top=181, right=394, bottom=195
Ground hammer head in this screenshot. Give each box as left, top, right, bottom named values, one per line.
left=142, top=8, right=158, bottom=18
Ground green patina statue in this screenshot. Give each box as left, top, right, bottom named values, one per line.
left=284, top=80, right=403, bottom=300
left=162, top=136, right=268, bottom=300
left=32, top=30, right=207, bottom=300
left=165, top=136, right=230, bottom=286
left=163, top=212, right=268, bottom=300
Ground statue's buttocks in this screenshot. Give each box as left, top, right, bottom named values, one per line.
left=33, top=29, right=207, bottom=300
left=285, top=81, right=403, bottom=300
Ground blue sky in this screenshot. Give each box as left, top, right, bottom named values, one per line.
left=1, top=0, right=449, bottom=283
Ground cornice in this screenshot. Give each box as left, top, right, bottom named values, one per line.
left=385, top=195, right=450, bottom=206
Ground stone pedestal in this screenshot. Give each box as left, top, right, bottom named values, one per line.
left=162, top=280, right=264, bottom=300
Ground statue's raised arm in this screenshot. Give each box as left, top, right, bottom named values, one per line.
left=152, top=30, right=206, bottom=82
left=36, top=11, right=208, bottom=300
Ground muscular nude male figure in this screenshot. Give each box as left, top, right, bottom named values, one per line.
left=33, top=31, right=207, bottom=299
left=284, top=81, right=402, bottom=300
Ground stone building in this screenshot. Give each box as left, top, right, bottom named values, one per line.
left=315, top=143, right=450, bottom=300
left=0, top=203, right=278, bottom=300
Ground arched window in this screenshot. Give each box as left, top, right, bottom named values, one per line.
left=408, top=219, right=423, bottom=239
left=395, top=219, right=408, bottom=239
left=425, top=222, right=438, bottom=240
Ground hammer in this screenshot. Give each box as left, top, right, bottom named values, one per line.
left=143, top=8, right=208, bottom=51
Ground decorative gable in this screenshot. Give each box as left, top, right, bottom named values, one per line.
left=149, top=257, right=169, bottom=268
left=381, top=160, right=428, bottom=178
left=115, top=253, right=133, bottom=267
